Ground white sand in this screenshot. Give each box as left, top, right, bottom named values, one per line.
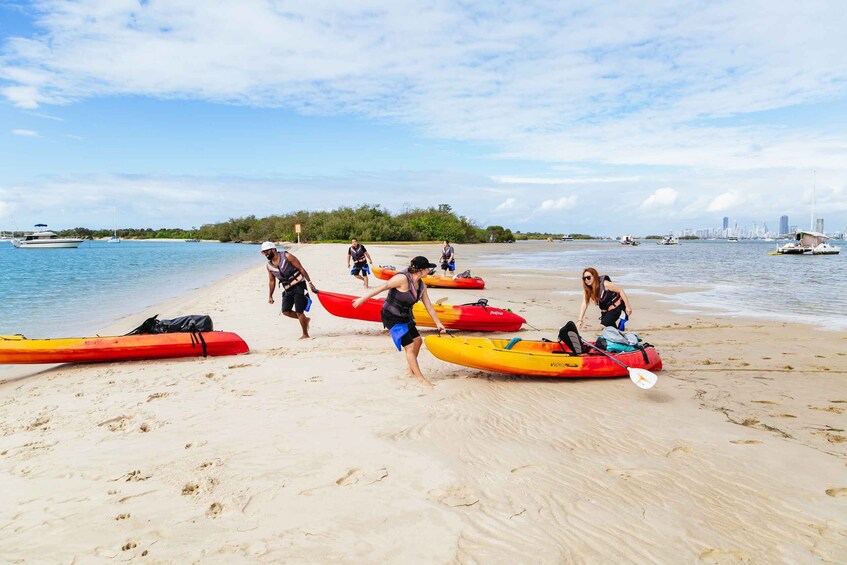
left=1, top=243, right=845, bottom=563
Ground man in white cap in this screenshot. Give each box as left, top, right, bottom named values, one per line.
left=261, top=242, right=317, bottom=339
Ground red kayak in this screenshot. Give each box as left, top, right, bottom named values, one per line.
left=372, top=266, right=485, bottom=290
left=316, top=290, right=525, bottom=332
left=0, top=332, right=249, bottom=364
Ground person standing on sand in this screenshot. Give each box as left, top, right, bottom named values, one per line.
left=261, top=241, right=317, bottom=339
left=352, top=256, right=447, bottom=386
left=347, top=238, right=373, bottom=288
left=576, top=267, right=633, bottom=330
left=440, top=240, right=455, bottom=277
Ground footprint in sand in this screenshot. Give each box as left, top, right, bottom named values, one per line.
left=181, top=483, right=199, bottom=496
left=146, top=392, right=169, bottom=402
left=98, top=415, right=130, bottom=432
left=121, top=541, right=138, bottom=551
left=825, top=488, right=847, bottom=497
left=777, top=414, right=797, bottom=418
left=605, top=468, right=650, bottom=479
left=809, top=405, right=845, bottom=414
left=752, top=400, right=779, bottom=405
left=206, top=502, right=223, bottom=518
left=666, top=446, right=693, bottom=457
left=25, top=415, right=51, bottom=431
left=428, top=486, right=479, bottom=508
left=115, top=513, right=131, bottom=521
left=729, top=440, right=762, bottom=445
left=335, top=467, right=389, bottom=487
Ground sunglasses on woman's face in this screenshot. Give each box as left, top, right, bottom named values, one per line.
left=582, top=275, right=593, bottom=281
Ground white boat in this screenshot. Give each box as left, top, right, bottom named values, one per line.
left=774, top=231, right=840, bottom=255
left=620, top=235, right=639, bottom=246
left=727, top=236, right=739, bottom=242
left=657, top=234, right=679, bottom=245
left=107, top=208, right=121, bottom=243
left=560, top=235, right=574, bottom=241
left=11, top=224, right=84, bottom=249
left=0, top=231, right=12, bottom=242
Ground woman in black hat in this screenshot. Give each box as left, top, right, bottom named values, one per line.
left=353, top=256, right=446, bottom=386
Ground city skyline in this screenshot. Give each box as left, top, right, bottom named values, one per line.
left=2, top=1, right=847, bottom=233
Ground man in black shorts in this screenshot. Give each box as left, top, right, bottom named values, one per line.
left=347, top=238, right=373, bottom=288
left=262, top=241, right=317, bottom=339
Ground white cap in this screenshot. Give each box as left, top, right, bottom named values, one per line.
left=260, top=241, right=276, bottom=251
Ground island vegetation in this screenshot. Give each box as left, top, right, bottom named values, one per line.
left=56, top=204, right=519, bottom=244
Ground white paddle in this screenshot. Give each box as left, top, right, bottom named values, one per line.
left=581, top=340, right=658, bottom=389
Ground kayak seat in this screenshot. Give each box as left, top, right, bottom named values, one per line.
left=503, top=337, right=522, bottom=350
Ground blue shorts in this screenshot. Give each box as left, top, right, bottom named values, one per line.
left=350, top=263, right=370, bottom=276
left=441, top=260, right=455, bottom=271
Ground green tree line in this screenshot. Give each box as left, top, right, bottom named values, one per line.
left=58, top=204, right=517, bottom=243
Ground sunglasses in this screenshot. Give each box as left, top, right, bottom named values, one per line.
left=582, top=275, right=593, bottom=281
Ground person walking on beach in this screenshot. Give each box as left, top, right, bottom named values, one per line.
left=347, top=238, right=373, bottom=288
left=440, top=240, right=455, bottom=276
left=576, top=267, right=633, bottom=330
left=261, top=241, right=317, bottom=339
left=352, top=256, right=447, bottom=386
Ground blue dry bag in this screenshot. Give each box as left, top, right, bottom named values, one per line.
left=305, top=294, right=312, bottom=312
left=389, top=323, right=409, bottom=351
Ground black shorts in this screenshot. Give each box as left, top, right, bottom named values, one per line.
left=281, top=281, right=308, bottom=314
left=600, top=304, right=625, bottom=327
left=441, top=260, right=455, bottom=271
left=350, top=263, right=370, bottom=276
left=382, top=315, right=420, bottom=348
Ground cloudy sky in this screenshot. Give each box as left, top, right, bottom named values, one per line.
left=1, top=0, right=846, bottom=235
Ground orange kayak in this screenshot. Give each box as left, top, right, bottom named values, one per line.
left=316, top=290, right=525, bottom=331
left=372, top=266, right=485, bottom=289
left=0, top=332, right=249, bottom=364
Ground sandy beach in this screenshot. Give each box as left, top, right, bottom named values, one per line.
left=2, top=242, right=845, bottom=563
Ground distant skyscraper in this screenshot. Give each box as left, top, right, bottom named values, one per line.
left=779, top=215, right=789, bottom=236
left=816, top=218, right=824, bottom=233
left=722, top=216, right=729, bottom=230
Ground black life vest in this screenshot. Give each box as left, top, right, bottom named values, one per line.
left=382, top=270, right=424, bottom=322
left=267, top=252, right=303, bottom=291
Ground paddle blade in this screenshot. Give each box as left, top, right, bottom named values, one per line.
left=629, top=367, right=657, bottom=389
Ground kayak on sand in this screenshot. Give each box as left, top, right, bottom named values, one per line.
left=0, top=332, right=249, bottom=365
left=316, top=290, right=525, bottom=332
left=424, top=335, right=662, bottom=378
left=372, top=266, right=485, bottom=290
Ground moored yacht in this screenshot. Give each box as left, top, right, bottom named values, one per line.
left=774, top=231, right=840, bottom=255
left=657, top=234, right=679, bottom=245
left=11, top=224, right=84, bottom=249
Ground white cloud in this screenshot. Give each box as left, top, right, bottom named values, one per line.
left=495, top=197, right=517, bottom=211
left=12, top=129, right=38, bottom=137
left=641, top=187, right=678, bottom=209
left=707, top=191, right=744, bottom=212
left=539, top=196, right=578, bottom=211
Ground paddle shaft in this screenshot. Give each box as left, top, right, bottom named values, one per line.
left=579, top=340, right=631, bottom=370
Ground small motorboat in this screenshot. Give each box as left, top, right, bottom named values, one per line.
left=12, top=224, right=83, bottom=249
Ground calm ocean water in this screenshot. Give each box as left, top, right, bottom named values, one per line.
left=478, top=240, right=847, bottom=330
left=0, top=240, right=257, bottom=339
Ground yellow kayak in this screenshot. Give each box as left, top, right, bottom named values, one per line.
left=424, top=335, right=662, bottom=378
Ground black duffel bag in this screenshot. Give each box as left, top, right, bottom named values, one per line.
left=126, top=315, right=213, bottom=335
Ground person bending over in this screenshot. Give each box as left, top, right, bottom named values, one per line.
left=347, top=238, right=373, bottom=288
left=352, top=255, right=446, bottom=386
left=576, top=267, right=632, bottom=330
left=261, top=241, right=317, bottom=339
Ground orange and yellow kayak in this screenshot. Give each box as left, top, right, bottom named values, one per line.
left=424, top=335, right=662, bottom=378
left=372, top=266, right=485, bottom=289
left=0, top=332, right=249, bottom=364
left=317, top=290, right=525, bottom=331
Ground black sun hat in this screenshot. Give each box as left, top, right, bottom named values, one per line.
left=410, top=256, right=436, bottom=269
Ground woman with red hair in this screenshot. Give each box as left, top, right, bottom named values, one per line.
left=576, top=268, right=633, bottom=330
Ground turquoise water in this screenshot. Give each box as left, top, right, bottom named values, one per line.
left=0, top=240, right=258, bottom=338
left=478, top=240, right=847, bottom=330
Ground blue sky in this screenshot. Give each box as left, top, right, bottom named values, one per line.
left=1, top=0, right=846, bottom=235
